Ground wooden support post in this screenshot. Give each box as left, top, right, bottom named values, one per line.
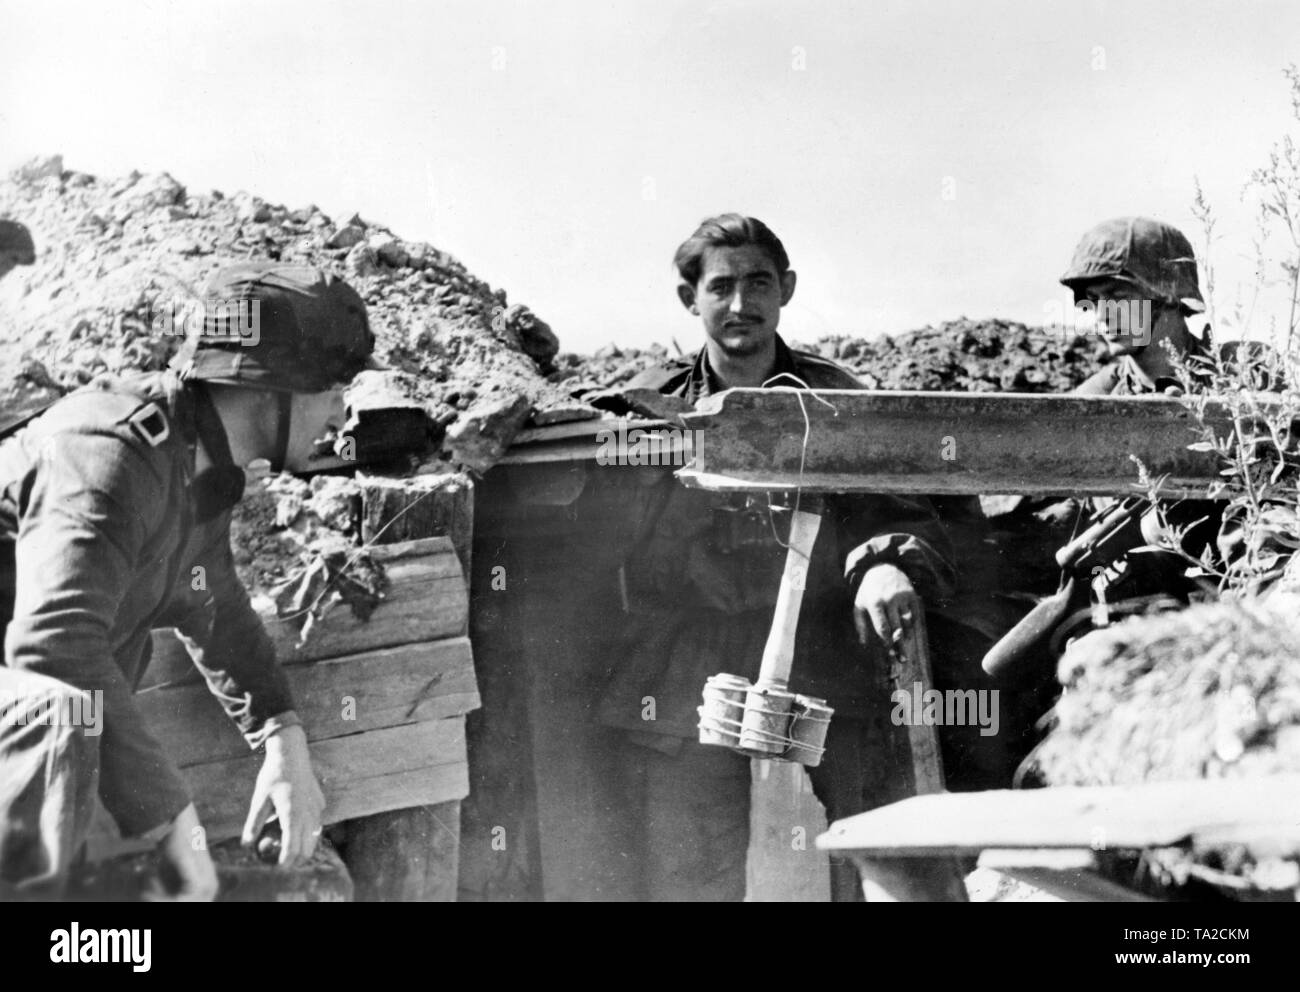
left=335, top=471, right=476, bottom=901
left=892, top=611, right=945, bottom=796
left=867, top=609, right=970, bottom=901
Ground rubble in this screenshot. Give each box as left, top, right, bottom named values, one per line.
left=795, top=318, right=1107, bottom=393
left=444, top=393, right=533, bottom=474
left=0, top=156, right=593, bottom=473
left=229, top=467, right=387, bottom=639
left=549, top=343, right=669, bottom=396
left=1027, top=594, right=1300, bottom=787
left=563, top=318, right=1106, bottom=400
left=1022, top=593, right=1300, bottom=897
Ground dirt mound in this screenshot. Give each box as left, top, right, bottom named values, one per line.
left=1027, top=594, right=1300, bottom=787
left=0, top=155, right=586, bottom=462
left=797, top=317, right=1108, bottom=393
left=550, top=343, right=670, bottom=395
left=563, top=318, right=1108, bottom=396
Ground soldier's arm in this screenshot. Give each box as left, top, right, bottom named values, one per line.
left=178, top=519, right=324, bottom=865
left=838, top=494, right=958, bottom=604
left=174, top=516, right=298, bottom=748
left=6, top=430, right=191, bottom=838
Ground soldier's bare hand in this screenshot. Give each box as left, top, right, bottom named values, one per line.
left=853, top=563, right=920, bottom=651
left=243, top=725, right=325, bottom=867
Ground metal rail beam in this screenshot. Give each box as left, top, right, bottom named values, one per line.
left=677, top=389, right=1251, bottom=497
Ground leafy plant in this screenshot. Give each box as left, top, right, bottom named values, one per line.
left=1134, top=67, right=1300, bottom=599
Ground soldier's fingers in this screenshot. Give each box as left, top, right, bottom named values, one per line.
left=304, top=825, right=321, bottom=861
left=242, top=794, right=272, bottom=848
left=278, top=809, right=303, bottom=868
left=869, top=601, right=893, bottom=643
left=897, top=595, right=921, bottom=631
left=882, top=599, right=905, bottom=640
left=853, top=607, right=873, bottom=649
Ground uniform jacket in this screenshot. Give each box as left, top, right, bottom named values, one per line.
left=597, top=335, right=957, bottom=743
left=0, top=370, right=295, bottom=837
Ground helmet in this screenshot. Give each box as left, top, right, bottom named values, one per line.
left=0, top=219, right=36, bottom=265
left=171, top=262, right=378, bottom=392
left=1060, top=217, right=1204, bottom=313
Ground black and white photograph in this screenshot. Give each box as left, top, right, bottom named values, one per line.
left=0, top=0, right=1294, bottom=956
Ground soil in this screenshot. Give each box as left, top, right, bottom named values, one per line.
left=0, top=156, right=581, bottom=459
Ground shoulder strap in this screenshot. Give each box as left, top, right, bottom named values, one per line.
left=189, top=382, right=247, bottom=522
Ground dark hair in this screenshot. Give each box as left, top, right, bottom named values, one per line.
left=673, top=214, right=790, bottom=287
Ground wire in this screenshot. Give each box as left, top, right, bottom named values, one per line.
left=758, top=373, right=839, bottom=554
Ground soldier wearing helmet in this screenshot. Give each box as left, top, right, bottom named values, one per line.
left=0, top=262, right=375, bottom=900
left=983, top=220, right=1227, bottom=712
left=1060, top=216, right=1209, bottom=396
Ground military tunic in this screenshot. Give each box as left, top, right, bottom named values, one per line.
left=0, top=370, right=295, bottom=859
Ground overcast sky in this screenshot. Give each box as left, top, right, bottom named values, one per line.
left=3, top=0, right=1298, bottom=352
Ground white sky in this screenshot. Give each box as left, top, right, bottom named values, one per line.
left=2, top=0, right=1298, bottom=352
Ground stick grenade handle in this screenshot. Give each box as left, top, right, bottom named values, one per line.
left=755, top=506, right=823, bottom=689
left=893, top=610, right=947, bottom=795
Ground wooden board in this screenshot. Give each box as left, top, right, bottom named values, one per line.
left=135, top=637, right=480, bottom=767
left=141, top=537, right=468, bottom=688
left=88, top=718, right=469, bottom=860
left=818, top=775, right=1300, bottom=858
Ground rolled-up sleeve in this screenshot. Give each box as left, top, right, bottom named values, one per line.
left=173, top=517, right=296, bottom=751
left=6, top=432, right=191, bottom=838
left=837, top=494, right=958, bottom=605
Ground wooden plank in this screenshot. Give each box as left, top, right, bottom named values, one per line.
left=512, top=418, right=629, bottom=445
left=818, top=775, right=1300, bottom=858
left=897, top=611, right=946, bottom=796
left=678, top=388, right=1241, bottom=497
left=135, top=637, right=480, bottom=767
left=978, top=847, right=1097, bottom=870
left=495, top=439, right=607, bottom=465
left=87, top=719, right=469, bottom=860
left=141, top=540, right=468, bottom=687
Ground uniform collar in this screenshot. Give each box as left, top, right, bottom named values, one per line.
left=685, top=334, right=800, bottom=403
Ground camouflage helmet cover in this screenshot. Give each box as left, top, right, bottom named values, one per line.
left=172, top=262, right=378, bottom=392
left=1060, top=216, right=1205, bottom=313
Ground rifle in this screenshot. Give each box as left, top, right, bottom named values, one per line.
left=981, top=496, right=1147, bottom=682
